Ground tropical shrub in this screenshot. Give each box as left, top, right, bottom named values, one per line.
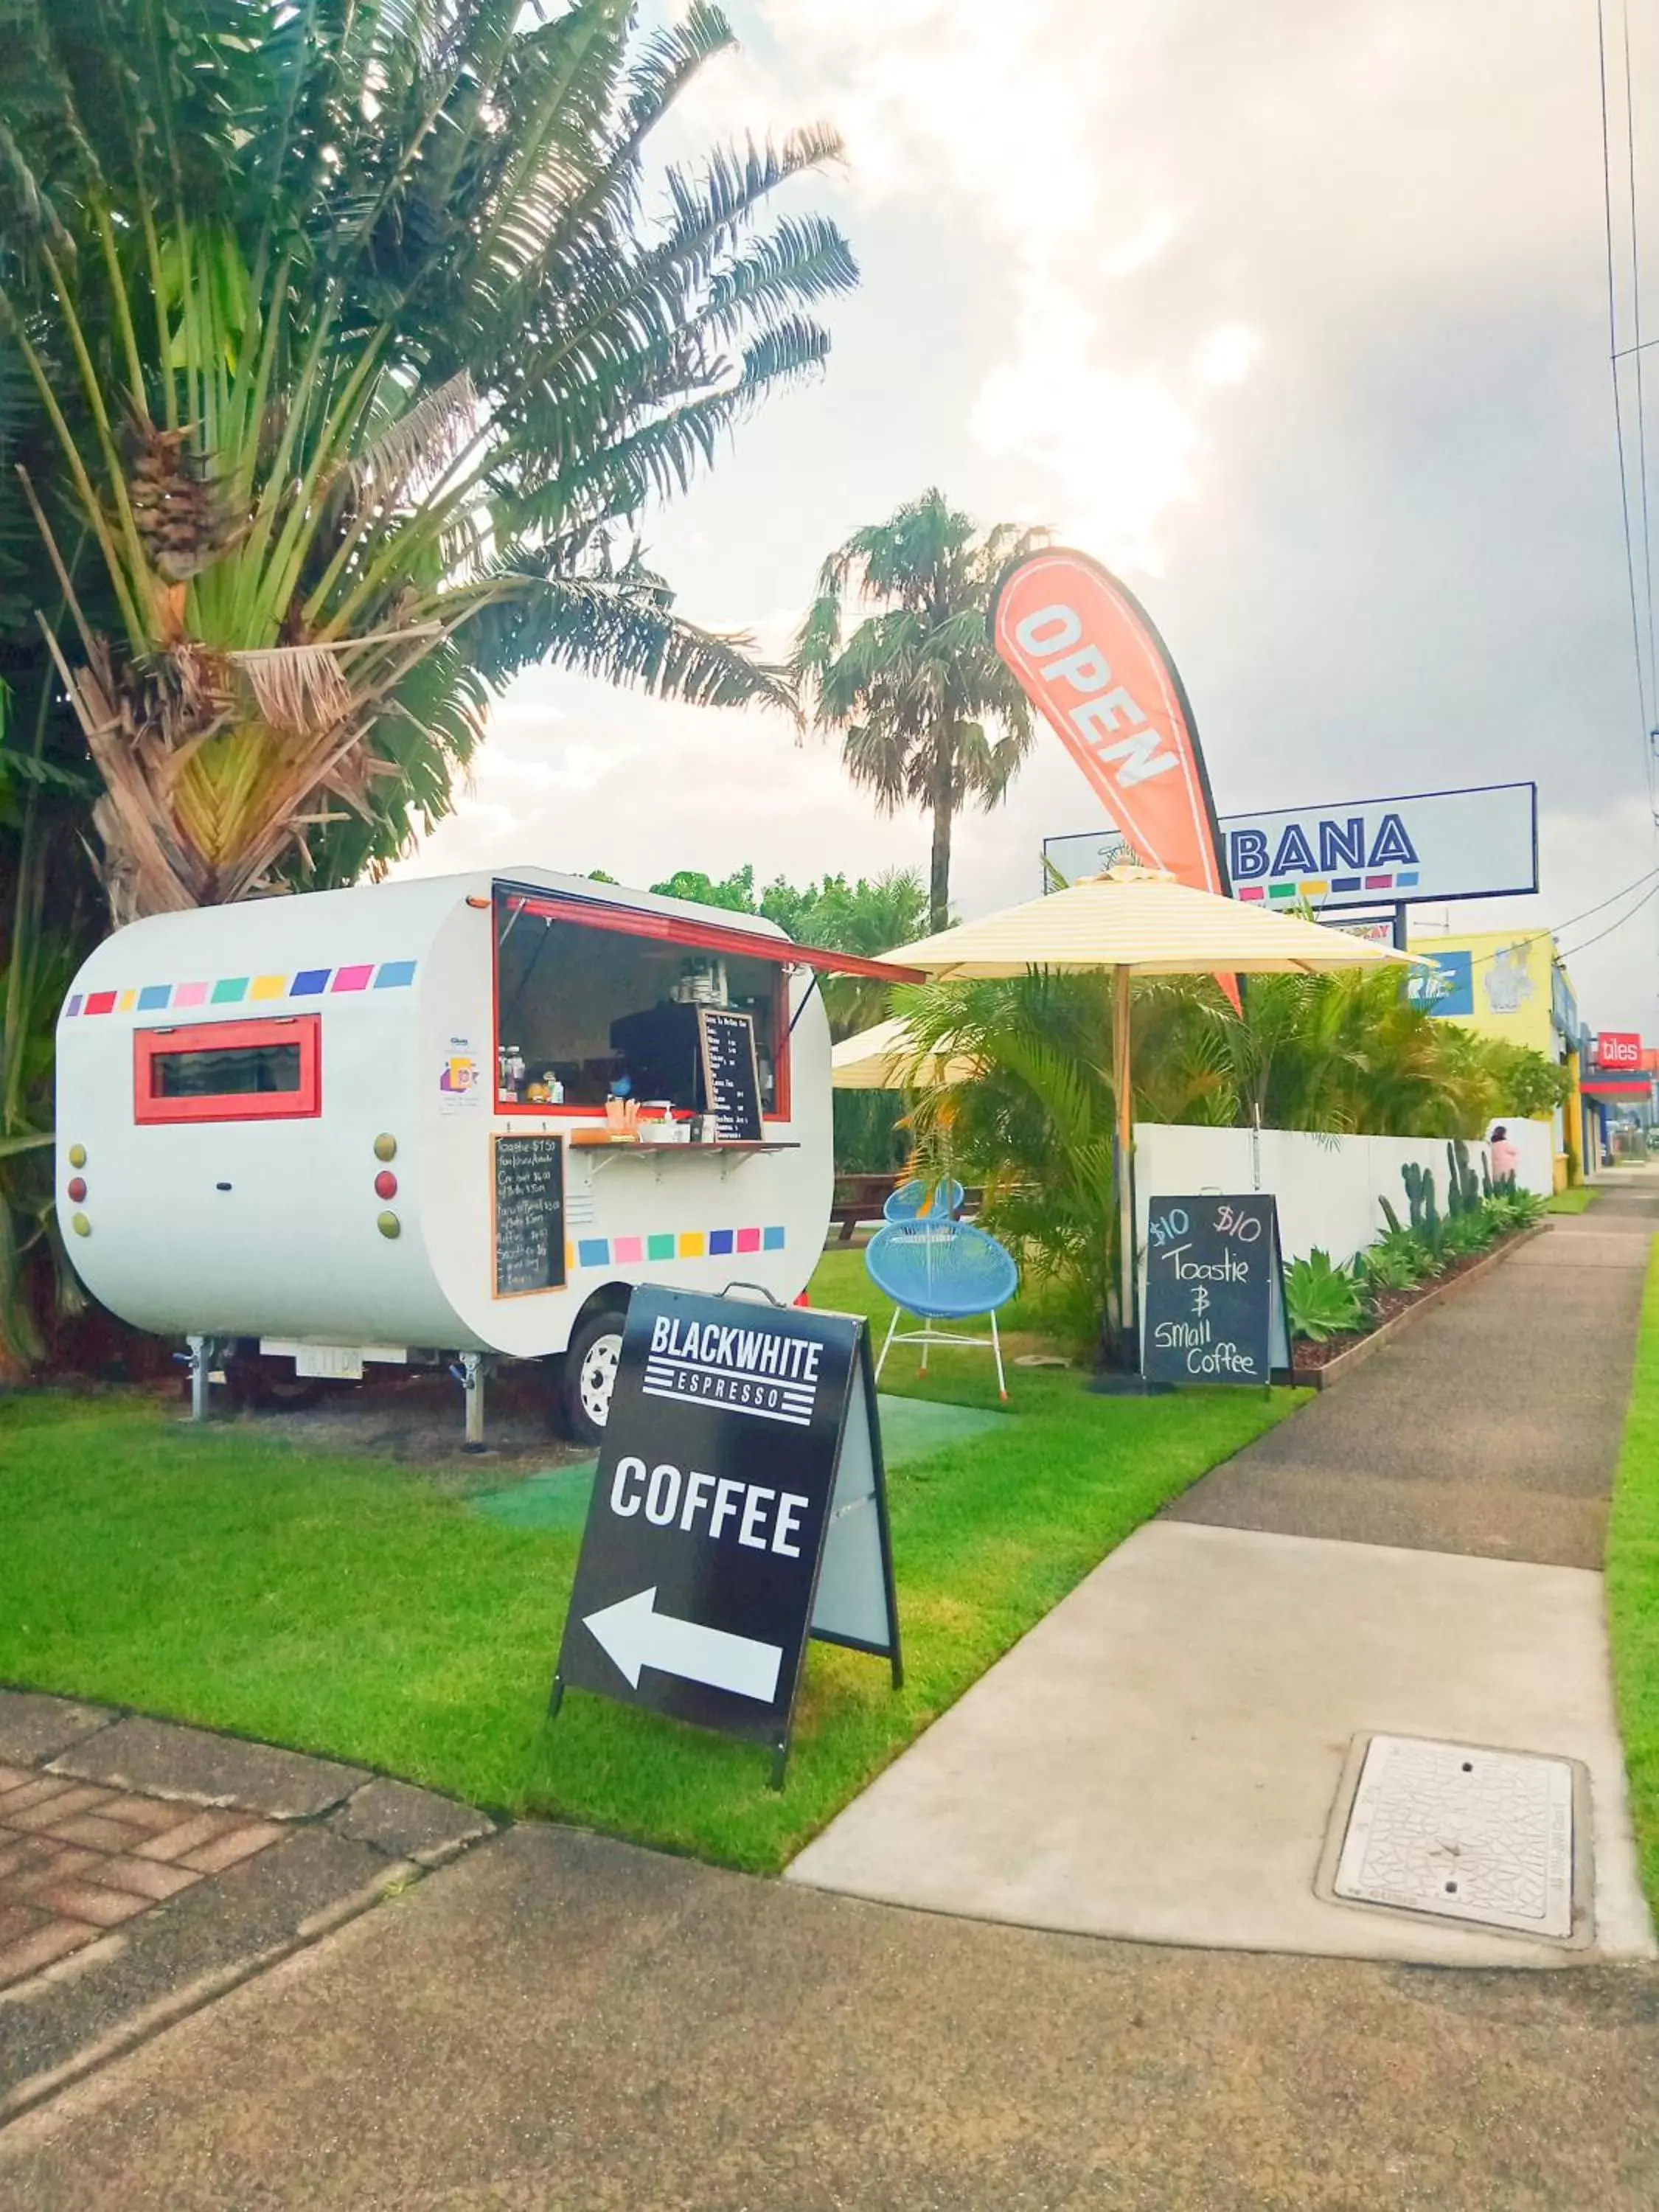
left=1357, top=1234, right=1427, bottom=1294
left=1284, top=1250, right=1367, bottom=1343
left=0, top=1, right=855, bottom=919
left=1441, top=1208, right=1497, bottom=1259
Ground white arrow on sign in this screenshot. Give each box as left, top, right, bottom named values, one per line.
left=583, top=1587, right=783, bottom=1703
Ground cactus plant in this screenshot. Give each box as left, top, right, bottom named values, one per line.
left=1445, top=1139, right=1480, bottom=1220
left=1397, top=1161, right=1446, bottom=1256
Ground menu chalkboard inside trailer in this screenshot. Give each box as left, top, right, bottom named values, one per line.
left=1142, top=1194, right=1287, bottom=1385
left=698, top=1007, right=763, bottom=1141
left=493, top=1134, right=566, bottom=1297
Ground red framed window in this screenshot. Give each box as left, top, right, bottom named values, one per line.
left=133, top=1016, right=321, bottom=1124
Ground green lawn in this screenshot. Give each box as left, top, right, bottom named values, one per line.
left=1545, top=1186, right=1600, bottom=1215
left=1607, top=1237, right=1659, bottom=1914
left=0, top=1253, right=1303, bottom=1872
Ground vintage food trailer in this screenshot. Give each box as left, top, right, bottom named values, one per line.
left=55, top=867, right=910, bottom=1441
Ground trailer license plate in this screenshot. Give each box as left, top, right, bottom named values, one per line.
left=293, top=1346, right=365, bottom=1380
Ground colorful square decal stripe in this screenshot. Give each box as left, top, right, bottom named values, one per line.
left=566, top=1225, right=787, bottom=1270
left=65, top=957, right=417, bottom=1017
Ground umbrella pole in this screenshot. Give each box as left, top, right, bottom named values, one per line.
left=1114, top=963, right=1135, bottom=1370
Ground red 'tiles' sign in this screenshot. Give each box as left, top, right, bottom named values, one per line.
left=1596, top=1031, right=1643, bottom=1069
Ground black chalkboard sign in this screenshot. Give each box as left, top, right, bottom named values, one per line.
left=698, top=1007, right=762, bottom=1141
left=1142, top=1194, right=1287, bottom=1385
left=549, top=1287, right=900, bottom=1786
left=493, top=1135, right=566, bottom=1297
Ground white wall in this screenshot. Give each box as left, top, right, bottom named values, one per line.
left=1133, top=1123, right=1509, bottom=1272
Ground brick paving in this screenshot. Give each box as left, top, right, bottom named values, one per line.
left=0, top=1767, right=283, bottom=1992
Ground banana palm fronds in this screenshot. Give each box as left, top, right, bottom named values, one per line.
left=0, top=0, right=854, bottom=914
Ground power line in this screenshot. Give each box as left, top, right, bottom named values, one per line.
left=1596, top=0, right=1657, bottom=800
left=1623, top=0, right=1659, bottom=762
left=1414, top=862, right=1659, bottom=976
left=1559, top=872, right=1659, bottom=959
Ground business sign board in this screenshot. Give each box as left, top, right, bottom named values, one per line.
left=1141, top=1194, right=1289, bottom=1386
left=1405, top=948, right=1474, bottom=1018
left=550, top=1288, right=900, bottom=1784
left=1044, top=782, right=1537, bottom=913
left=1596, top=1031, right=1643, bottom=1071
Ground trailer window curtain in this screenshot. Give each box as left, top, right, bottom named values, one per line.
left=133, top=1017, right=321, bottom=1124
left=493, top=891, right=790, bottom=1117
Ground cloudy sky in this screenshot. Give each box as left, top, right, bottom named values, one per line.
left=404, top=0, right=1659, bottom=1031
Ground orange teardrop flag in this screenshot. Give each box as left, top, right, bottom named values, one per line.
left=992, top=547, right=1239, bottom=1009
left=992, top=547, right=1231, bottom=895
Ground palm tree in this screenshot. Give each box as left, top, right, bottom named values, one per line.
left=793, top=491, right=1043, bottom=933
left=0, top=0, right=855, bottom=920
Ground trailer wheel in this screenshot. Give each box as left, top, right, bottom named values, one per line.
left=561, top=1307, right=625, bottom=1444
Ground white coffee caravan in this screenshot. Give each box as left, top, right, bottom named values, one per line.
left=55, top=867, right=907, bottom=1439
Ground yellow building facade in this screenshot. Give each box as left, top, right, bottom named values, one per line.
left=1406, top=928, right=1583, bottom=1186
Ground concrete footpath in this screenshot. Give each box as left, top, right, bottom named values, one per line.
left=791, top=1186, right=1659, bottom=1966
left=4, top=1823, right=1658, bottom=2211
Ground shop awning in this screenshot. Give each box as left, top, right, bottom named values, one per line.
left=498, top=886, right=924, bottom=984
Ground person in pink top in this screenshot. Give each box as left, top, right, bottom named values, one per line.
left=1489, top=1124, right=1520, bottom=1184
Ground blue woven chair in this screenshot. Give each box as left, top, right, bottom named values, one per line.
left=882, top=1176, right=966, bottom=1223
left=865, top=1219, right=1019, bottom=1400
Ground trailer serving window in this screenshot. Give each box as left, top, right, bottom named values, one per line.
left=133, top=1017, right=321, bottom=1124
left=493, top=888, right=790, bottom=1117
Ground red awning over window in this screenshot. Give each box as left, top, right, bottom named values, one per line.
left=498, top=886, right=924, bottom=984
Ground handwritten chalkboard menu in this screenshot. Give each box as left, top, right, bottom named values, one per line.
left=493, top=1135, right=566, bottom=1297
left=1142, top=1194, right=1287, bottom=1385
left=697, top=1007, right=763, bottom=1141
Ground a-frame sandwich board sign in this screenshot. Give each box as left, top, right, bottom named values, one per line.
left=549, top=1286, right=902, bottom=1786
left=1141, top=1192, right=1290, bottom=1385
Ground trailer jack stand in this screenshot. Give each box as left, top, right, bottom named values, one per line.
left=453, top=1352, right=487, bottom=1451
left=183, top=1335, right=215, bottom=1423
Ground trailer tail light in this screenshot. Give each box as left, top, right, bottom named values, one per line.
left=66, top=1177, right=87, bottom=1203
left=375, top=1171, right=397, bottom=1199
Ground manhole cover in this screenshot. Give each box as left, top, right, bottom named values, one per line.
left=1332, top=1735, right=1575, bottom=1938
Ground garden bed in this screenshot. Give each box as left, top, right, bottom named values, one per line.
left=1290, top=1223, right=1547, bottom=1388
